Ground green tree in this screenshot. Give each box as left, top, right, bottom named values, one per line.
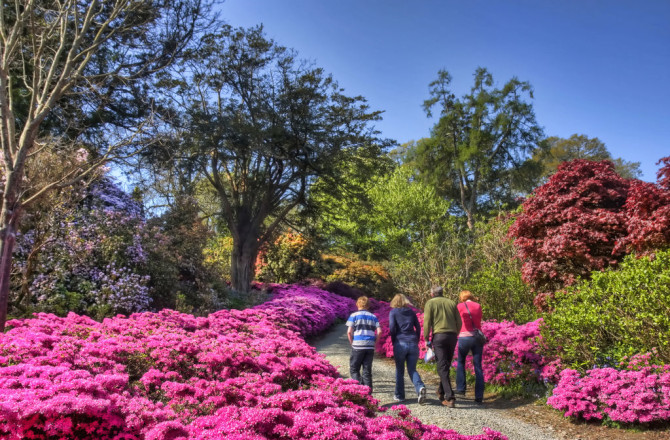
left=146, top=26, right=384, bottom=293
left=414, top=68, right=544, bottom=229
left=0, top=0, right=212, bottom=330
left=533, top=134, right=642, bottom=179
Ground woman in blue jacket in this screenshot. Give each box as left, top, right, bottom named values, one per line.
left=389, top=294, right=427, bottom=404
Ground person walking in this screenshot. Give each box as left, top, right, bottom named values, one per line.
left=455, top=290, right=485, bottom=404
left=423, top=285, right=462, bottom=408
left=389, top=294, right=427, bottom=404
left=346, top=296, right=381, bottom=393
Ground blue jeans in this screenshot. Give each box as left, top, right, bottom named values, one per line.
left=393, top=341, right=425, bottom=399
left=456, top=336, right=484, bottom=400
left=350, top=348, right=375, bottom=392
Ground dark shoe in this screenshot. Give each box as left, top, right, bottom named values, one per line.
left=441, top=399, right=456, bottom=408
left=474, top=398, right=483, bottom=404
left=418, top=387, right=427, bottom=405
left=454, top=390, right=465, bottom=396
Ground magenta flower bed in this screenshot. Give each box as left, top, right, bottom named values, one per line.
left=547, top=357, right=670, bottom=424
left=0, top=285, right=506, bottom=439
left=371, top=300, right=557, bottom=385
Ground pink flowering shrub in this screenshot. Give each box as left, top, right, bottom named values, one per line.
left=0, top=285, right=505, bottom=439
left=548, top=353, right=670, bottom=424
left=371, top=299, right=557, bottom=385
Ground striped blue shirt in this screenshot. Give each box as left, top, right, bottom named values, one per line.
left=346, top=310, right=380, bottom=350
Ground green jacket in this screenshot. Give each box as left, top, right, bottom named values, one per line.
left=423, top=296, right=462, bottom=341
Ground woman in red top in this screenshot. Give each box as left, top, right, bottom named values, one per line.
left=455, top=290, right=484, bottom=403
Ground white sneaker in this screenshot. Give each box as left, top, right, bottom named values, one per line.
left=393, top=396, right=404, bottom=402
left=418, top=387, right=427, bottom=405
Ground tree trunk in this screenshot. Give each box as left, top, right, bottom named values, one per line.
left=0, top=221, right=17, bottom=331
left=230, top=235, right=260, bottom=293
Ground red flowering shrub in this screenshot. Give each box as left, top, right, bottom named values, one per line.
left=614, top=179, right=670, bottom=254
left=510, top=158, right=670, bottom=307
left=509, top=160, right=630, bottom=305
left=657, top=156, right=670, bottom=190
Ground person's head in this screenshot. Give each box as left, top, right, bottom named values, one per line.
left=390, top=294, right=412, bottom=309
left=356, top=296, right=370, bottom=310
left=430, top=286, right=443, bottom=298
left=459, top=290, right=475, bottom=302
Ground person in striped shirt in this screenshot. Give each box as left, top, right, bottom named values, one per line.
left=346, top=296, right=381, bottom=392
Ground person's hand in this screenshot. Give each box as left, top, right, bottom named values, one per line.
left=425, top=340, right=432, bottom=348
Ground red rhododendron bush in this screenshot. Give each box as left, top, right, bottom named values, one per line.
left=548, top=353, right=670, bottom=424
left=371, top=300, right=559, bottom=385
left=0, top=285, right=506, bottom=440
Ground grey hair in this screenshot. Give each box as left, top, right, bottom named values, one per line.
left=430, top=286, right=443, bottom=296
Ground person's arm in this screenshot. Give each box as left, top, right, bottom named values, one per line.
left=347, top=326, right=354, bottom=345
left=423, top=302, right=432, bottom=344
left=412, top=311, right=421, bottom=341
left=454, top=303, right=462, bottom=332
left=389, top=310, right=397, bottom=343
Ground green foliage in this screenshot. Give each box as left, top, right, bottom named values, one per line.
left=533, top=134, right=642, bottom=180
left=542, top=249, right=670, bottom=370
left=414, top=68, right=544, bottom=228
left=148, top=25, right=384, bottom=292
left=314, top=164, right=451, bottom=261
left=203, top=235, right=233, bottom=282
left=390, top=220, right=472, bottom=306
left=144, top=197, right=227, bottom=314
left=464, top=216, right=538, bottom=323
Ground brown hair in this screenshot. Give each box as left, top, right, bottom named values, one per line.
left=390, top=294, right=412, bottom=308
left=459, top=290, right=475, bottom=302
left=356, top=296, right=370, bottom=310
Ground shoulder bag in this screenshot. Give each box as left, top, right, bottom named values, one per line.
left=464, top=302, right=487, bottom=345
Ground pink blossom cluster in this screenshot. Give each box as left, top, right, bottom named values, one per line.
left=547, top=355, right=670, bottom=424
left=371, top=300, right=557, bottom=385
left=0, top=285, right=505, bottom=439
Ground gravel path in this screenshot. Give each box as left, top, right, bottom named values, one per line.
left=312, top=324, right=560, bottom=440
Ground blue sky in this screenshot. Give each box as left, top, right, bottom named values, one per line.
left=219, top=0, right=669, bottom=182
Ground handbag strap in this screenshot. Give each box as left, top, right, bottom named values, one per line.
left=464, top=302, right=480, bottom=331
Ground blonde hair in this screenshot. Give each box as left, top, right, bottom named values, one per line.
left=390, top=294, right=412, bottom=308
left=459, top=290, right=475, bottom=302
left=356, top=296, right=370, bottom=310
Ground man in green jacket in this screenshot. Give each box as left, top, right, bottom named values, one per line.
left=424, top=285, right=462, bottom=408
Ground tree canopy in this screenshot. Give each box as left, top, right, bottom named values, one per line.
left=0, top=0, right=213, bottom=330
left=533, top=134, right=642, bottom=179
left=141, top=25, right=386, bottom=292
left=410, top=68, right=544, bottom=229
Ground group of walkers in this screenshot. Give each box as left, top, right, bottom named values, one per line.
left=345, top=286, right=484, bottom=408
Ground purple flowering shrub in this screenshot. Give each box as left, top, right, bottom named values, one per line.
left=0, top=285, right=506, bottom=439
left=371, top=299, right=558, bottom=385
left=548, top=352, right=670, bottom=424
left=13, top=178, right=152, bottom=318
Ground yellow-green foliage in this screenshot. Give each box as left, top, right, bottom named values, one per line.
left=203, top=236, right=233, bottom=282
left=542, top=249, right=670, bottom=370
left=321, top=254, right=395, bottom=300
left=257, top=232, right=321, bottom=283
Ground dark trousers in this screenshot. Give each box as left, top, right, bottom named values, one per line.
left=433, top=332, right=458, bottom=401
left=350, top=348, right=375, bottom=392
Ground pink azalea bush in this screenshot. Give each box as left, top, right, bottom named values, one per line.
left=0, top=284, right=506, bottom=439
left=371, top=300, right=557, bottom=385
left=547, top=352, right=670, bottom=424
